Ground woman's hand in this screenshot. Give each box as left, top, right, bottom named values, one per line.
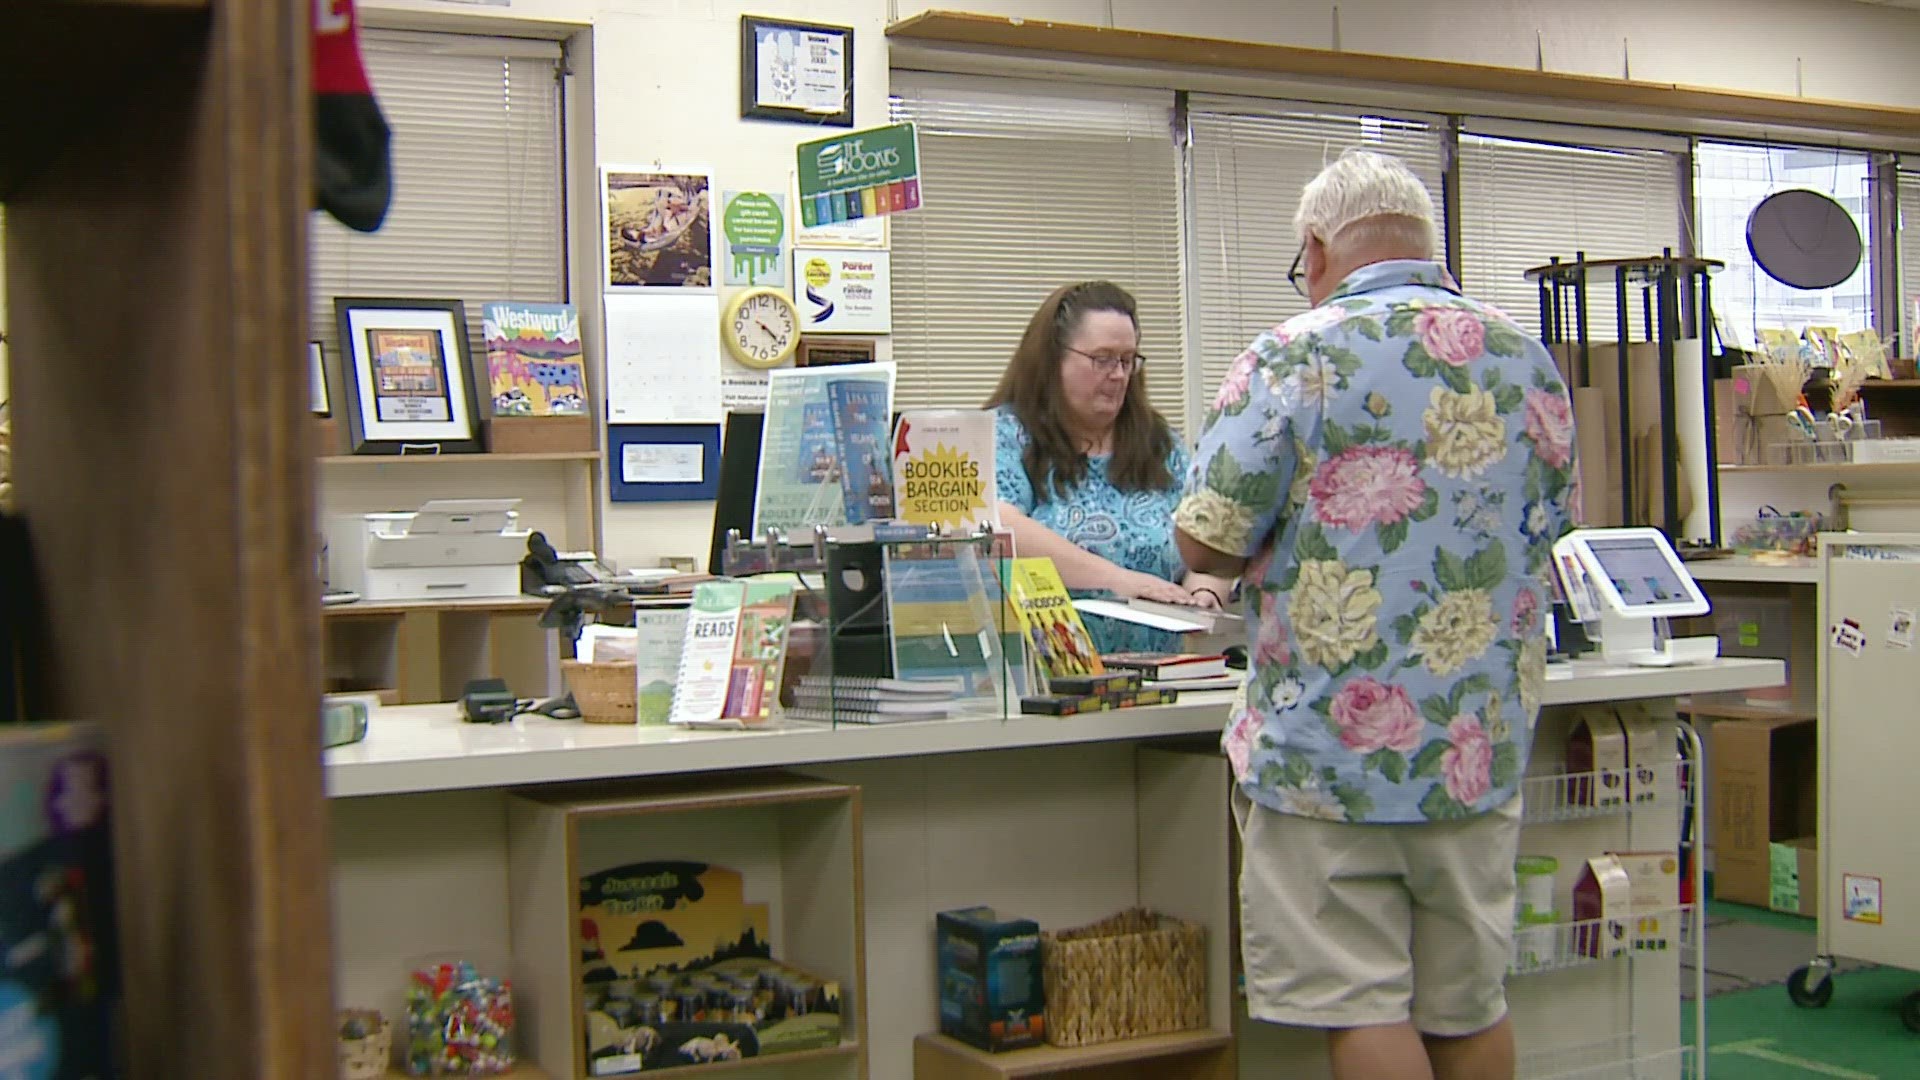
left=1113, top=569, right=1201, bottom=605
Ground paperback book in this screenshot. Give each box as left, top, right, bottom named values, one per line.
left=669, top=579, right=798, bottom=728
left=891, top=409, right=997, bottom=534
left=481, top=301, right=588, bottom=416
left=1004, top=557, right=1104, bottom=693
left=753, top=362, right=896, bottom=535
left=828, top=378, right=895, bottom=524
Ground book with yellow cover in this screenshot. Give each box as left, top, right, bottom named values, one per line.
left=892, top=409, right=997, bottom=534
left=1003, top=558, right=1103, bottom=691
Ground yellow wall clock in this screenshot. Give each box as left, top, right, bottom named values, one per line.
left=722, top=287, right=801, bottom=369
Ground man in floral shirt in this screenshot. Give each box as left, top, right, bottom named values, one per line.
left=1175, top=150, right=1578, bottom=1080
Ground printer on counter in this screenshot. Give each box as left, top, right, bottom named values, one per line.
left=326, top=498, right=530, bottom=602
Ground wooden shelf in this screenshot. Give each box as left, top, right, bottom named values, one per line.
left=1856, top=380, right=1920, bottom=389
left=1683, top=557, right=1820, bottom=584
left=322, top=596, right=550, bottom=618
left=384, top=1060, right=549, bottom=1068
left=913, top=1030, right=1234, bottom=1078
left=1719, top=462, right=1920, bottom=476
left=885, top=10, right=1920, bottom=141
left=321, top=451, right=598, bottom=465
left=1677, top=697, right=1815, bottom=722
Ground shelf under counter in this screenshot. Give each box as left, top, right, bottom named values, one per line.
left=912, top=1029, right=1234, bottom=1078
left=324, top=658, right=1784, bottom=799
left=1683, top=556, right=1819, bottom=584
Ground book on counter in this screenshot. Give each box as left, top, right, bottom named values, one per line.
left=1072, top=596, right=1242, bottom=635
left=1102, top=651, right=1231, bottom=681
left=829, top=377, right=895, bottom=524
left=1004, top=557, right=1104, bottom=694
left=668, top=579, right=798, bottom=729
left=891, top=409, right=998, bottom=534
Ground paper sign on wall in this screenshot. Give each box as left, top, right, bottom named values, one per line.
left=1890, top=606, right=1914, bottom=649
left=794, top=248, right=891, bottom=334
left=1830, top=618, right=1867, bottom=657
left=721, top=190, right=788, bottom=287
left=796, top=122, right=921, bottom=227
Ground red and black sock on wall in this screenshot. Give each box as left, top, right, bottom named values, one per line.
left=313, top=0, right=392, bottom=233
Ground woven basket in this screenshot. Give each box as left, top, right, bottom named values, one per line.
left=336, top=1009, right=391, bottom=1080
left=1041, top=908, right=1206, bottom=1048
left=562, top=660, right=638, bottom=724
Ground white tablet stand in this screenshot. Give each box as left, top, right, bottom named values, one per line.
left=1552, top=528, right=1721, bottom=668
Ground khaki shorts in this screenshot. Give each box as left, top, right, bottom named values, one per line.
left=1233, top=787, right=1522, bottom=1036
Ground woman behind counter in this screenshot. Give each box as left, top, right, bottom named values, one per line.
left=987, top=281, right=1233, bottom=653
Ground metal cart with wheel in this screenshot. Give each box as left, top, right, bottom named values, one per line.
left=1785, top=533, right=1920, bottom=1034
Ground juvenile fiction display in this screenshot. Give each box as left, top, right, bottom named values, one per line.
left=579, top=861, right=843, bottom=1073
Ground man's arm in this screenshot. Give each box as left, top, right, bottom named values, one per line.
left=1177, top=532, right=1246, bottom=579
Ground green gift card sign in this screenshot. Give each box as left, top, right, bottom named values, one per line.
left=796, top=122, right=922, bottom=229
left=722, top=190, right=786, bottom=286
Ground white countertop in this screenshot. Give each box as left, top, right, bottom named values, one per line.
left=1685, top=557, right=1820, bottom=584
left=325, top=657, right=1783, bottom=798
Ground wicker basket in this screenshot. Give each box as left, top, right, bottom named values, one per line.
left=336, top=1009, right=391, bottom=1080
left=1041, top=908, right=1207, bottom=1048
left=561, top=660, right=638, bottom=724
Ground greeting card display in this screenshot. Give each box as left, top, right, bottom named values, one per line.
left=578, top=861, right=842, bottom=1074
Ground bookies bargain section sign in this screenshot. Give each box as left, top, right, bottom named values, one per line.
left=796, top=122, right=921, bottom=227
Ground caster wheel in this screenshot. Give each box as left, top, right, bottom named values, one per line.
left=1787, top=966, right=1835, bottom=1008
left=1899, top=990, right=1920, bottom=1035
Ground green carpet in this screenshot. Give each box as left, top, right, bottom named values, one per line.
left=1689, top=902, right=1920, bottom=1078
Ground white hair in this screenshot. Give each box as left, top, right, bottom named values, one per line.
left=1293, top=149, right=1437, bottom=259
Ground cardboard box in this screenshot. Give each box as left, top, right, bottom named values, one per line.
left=1770, top=837, right=1819, bottom=917
left=1708, top=716, right=1817, bottom=908
left=1567, top=708, right=1630, bottom=810
left=1573, top=855, right=1634, bottom=959
left=1610, top=850, right=1681, bottom=952
left=1698, top=587, right=1818, bottom=712
left=937, top=907, right=1045, bottom=1052
left=1618, top=705, right=1662, bottom=807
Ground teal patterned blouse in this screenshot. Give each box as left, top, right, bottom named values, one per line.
left=994, top=406, right=1190, bottom=655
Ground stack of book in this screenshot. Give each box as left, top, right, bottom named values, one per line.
left=1102, top=651, right=1241, bottom=692
left=1018, top=669, right=1179, bottom=716
left=786, top=675, right=967, bottom=725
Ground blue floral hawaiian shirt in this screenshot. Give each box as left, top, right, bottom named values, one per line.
left=995, top=406, right=1191, bottom=655
left=1175, top=260, right=1580, bottom=825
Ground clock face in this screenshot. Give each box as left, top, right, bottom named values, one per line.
left=727, top=291, right=798, bottom=368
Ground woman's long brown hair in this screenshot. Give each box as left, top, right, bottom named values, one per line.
left=985, top=281, right=1174, bottom=499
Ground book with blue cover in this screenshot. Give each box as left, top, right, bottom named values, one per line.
left=828, top=378, right=894, bottom=524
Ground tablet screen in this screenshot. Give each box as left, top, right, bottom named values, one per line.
left=1584, top=535, right=1692, bottom=609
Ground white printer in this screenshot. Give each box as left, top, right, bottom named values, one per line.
left=326, top=499, right=530, bottom=602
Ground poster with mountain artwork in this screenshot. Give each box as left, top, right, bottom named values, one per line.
left=576, top=860, right=842, bottom=1072
left=828, top=378, right=893, bottom=523
left=482, top=302, right=588, bottom=416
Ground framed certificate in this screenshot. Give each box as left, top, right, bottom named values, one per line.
left=333, top=298, right=483, bottom=455
left=739, top=16, right=854, bottom=127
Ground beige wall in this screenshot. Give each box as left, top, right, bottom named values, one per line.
left=362, top=0, right=1920, bottom=566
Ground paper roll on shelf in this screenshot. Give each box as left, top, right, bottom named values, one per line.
left=1573, top=387, right=1611, bottom=526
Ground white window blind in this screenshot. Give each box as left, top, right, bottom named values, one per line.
left=1459, top=129, right=1683, bottom=340
left=1901, top=169, right=1920, bottom=352
left=888, top=73, right=1185, bottom=425
left=310, top=30, right=565, bottom=360
left=1189, top=96, right=1446, bottom=412
left=1695, top=141, right=1872, bottom=347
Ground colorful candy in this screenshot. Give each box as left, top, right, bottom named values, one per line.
left=405, top=960, right=517, bottom=1076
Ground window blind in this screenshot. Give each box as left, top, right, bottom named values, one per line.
left=1458, top=131, right=1683, bottom=340
left=1901, top=169, right=1920, bottom=351
left=888, top=73, right=1185, bottom=425
left=310, top=30, right=565, bottom=361
left=1695, top=141, right=1873, bottom=346
left=1188, top=96, right=1446, bottom=416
